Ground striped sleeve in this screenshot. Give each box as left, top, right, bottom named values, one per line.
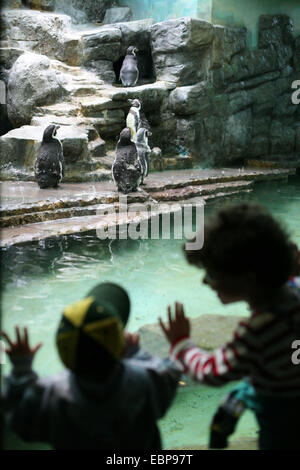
left=169, top=328, right=251, bottom=386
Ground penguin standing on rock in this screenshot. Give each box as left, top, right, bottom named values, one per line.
left=126, top=98, right=141, bottom=143
left=35, top=124, right=65, bottom=189
left=136, top=128, right=152, bottom=184
left=120, top=46, right=139, bottom=87
left=112, top=127, right=142, bottom=194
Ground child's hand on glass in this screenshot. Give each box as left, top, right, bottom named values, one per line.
left=159, top=302, right=190, bottom=345
left=1, top=326, right=42, bottom=359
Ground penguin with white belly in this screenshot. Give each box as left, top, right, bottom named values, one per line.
left=120, top=46, right=139, bottom=87
left=112, top=127, right=142, bottom=194
left=126, top=98, right=142, bottom=143
left=136, top=128, right=152, bottom=185
left=35, top=124, right=65, bottom=189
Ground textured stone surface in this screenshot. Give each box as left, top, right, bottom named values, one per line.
left=270, top=121, right=296, bottom=155
left=82, top=27, right=122, bottom=63
left=224, top=109, right=252, bottom=161
left=104, top=7, right=133, bottom=25
left=1, top=10, right=71, bottom=59
left=23, top=0, right=55, bottom=11
left=57, top=0, right=113, bottom=23
left=151, top=18, right=214, bottom=85
left=118, top=19, right=154, bottom=55
left=0, top=47, right=24, bottom=83
left=2, top=0, right=22, bottom=8
left=0, top=124, right=89, bottom=169
left=7, top=53, right=65, bottom=127
left=169, top=82, right=214, bottom=116
left=258, top=14, right=294, bottom=49
left=211, top=25, right=247, bottom=68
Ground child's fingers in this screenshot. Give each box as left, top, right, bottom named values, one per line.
left=15, top=326, right=22, bottom=344
left=0, top=331, right=14, bottom=348
left=32, top=343, right=43, bottom=354
left=167, top=306, right=172, bottom=325
left=175, top=302, right=184, bottom=320
left=24, top=327, right=29, bottom=345
left=159, top=317, right=168, bottom=336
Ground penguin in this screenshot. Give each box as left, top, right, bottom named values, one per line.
left=112, top=127, right=142, bottom=194
left=126, top=98, right=141, bottom=143
left=120, top=46, right=139, bottom=87
left=138, top=108, right=151, bottom=132
left=35, top=124, right=65, bottom=189
left=136, top=128, right=152, bottom=184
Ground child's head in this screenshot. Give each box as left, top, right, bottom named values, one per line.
left=185, top=203, right=296, bottom=305
left=56, top=283, right=130, bottom=378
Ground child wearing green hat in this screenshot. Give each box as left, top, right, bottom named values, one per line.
left=2, top=283, right=181, bottom=450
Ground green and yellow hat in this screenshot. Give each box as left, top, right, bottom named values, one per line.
left=56, top=283, right=130, bottom=373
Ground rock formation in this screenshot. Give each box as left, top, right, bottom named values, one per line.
left=0, top=3, right=299, bottom=181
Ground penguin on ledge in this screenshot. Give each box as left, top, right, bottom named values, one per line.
left=112, top=127, right=142, bottom=194
left=120, top=46, right=139, bottom=87
left=35, top=124, right=65, bottom=189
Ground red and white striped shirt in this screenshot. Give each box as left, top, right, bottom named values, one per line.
left=170, top=279, right=300, bottom=396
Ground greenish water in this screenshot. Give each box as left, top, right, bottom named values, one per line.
left=1, top=176, right=300, bottom=449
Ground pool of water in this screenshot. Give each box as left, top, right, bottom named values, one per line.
left=1, top=176, right=300, bottom=449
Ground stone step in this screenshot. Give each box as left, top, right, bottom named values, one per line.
left=0, top=184, right=254, bottom=247
left=150, top=180, right=254, bottom=201
left=0, top=180, right=252, bottom=228
left=31, top=114, right=111, bottom=130
left=143, top=167, right=295, bottom=192
left=247, top=159, right=300, bottom=169
left=63, top=84, right=104, bottom=97
left=79, top=96, right=127, bottom=114
left=35, top=102, right=81, bottom=117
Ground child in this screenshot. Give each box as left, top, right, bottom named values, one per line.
left=159, top=203, right=300, bottom=450
left=2, top=282, right=181, bottom=450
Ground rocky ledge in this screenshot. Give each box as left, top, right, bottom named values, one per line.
left=0, top=167, right=295, bottom=247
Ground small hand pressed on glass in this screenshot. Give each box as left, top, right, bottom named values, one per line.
left=159, top=301, right=190, bottom=345
left=1, top=326, right=42, bottom=358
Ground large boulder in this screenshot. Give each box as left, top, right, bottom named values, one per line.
left=211, top=25, right=247, bottom=68
left=1, top=10, right=72, bottom=60
left=169, top=82, right=215, bottom=116
left=0, top=125, right=42, bottom=169
left=7, top=52, right=65, bottom=127
left=81, top=26, right=122, bottom=64
left=0, top=124, right=90, bottom=170
left=150, top=18, right=214, bottom=85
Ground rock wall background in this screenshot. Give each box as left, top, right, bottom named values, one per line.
left=1, top=4, right=299, bottom=179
